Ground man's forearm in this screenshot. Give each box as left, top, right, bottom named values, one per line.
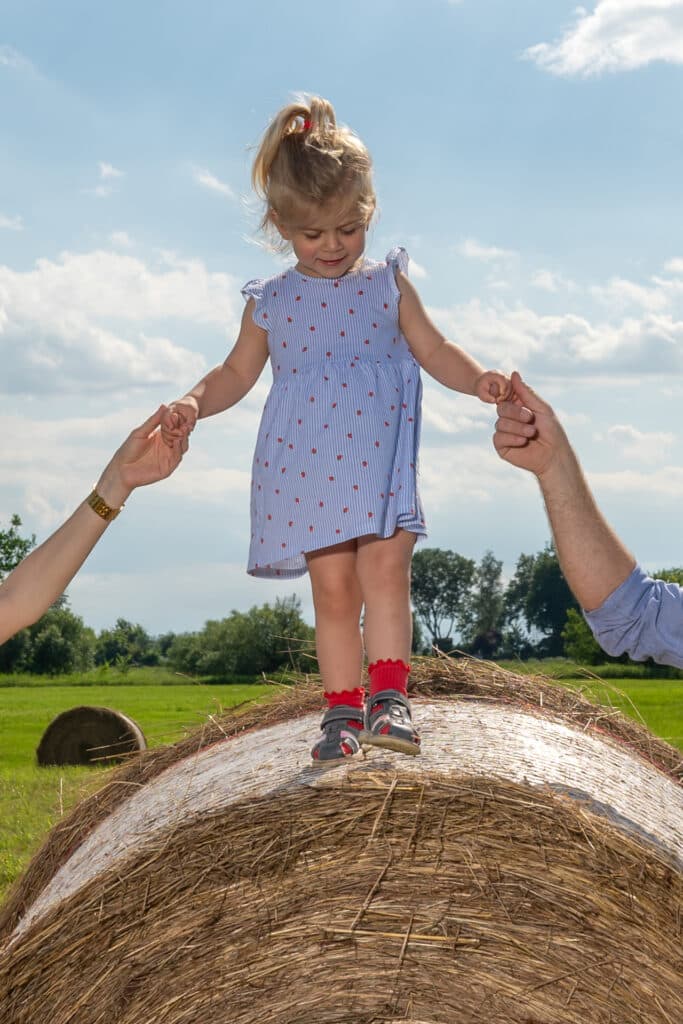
left=537, top=447, right=636, bottom=611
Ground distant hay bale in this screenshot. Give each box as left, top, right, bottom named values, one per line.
left=1, top=657, right=681, bottom=1023
left=36, top=705, right=146, bottom=766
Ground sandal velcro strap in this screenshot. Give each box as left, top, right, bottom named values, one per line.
left=320, top=704, right=364, bottom=727
left=368, top=689, right=412, bottom=713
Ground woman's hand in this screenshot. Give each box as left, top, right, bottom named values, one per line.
left=97, top=405, right=189, bottom=507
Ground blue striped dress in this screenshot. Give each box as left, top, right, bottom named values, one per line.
left=242, top=247, right=427, bottom=578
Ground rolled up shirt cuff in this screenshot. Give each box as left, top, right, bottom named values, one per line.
left=584, top=564, right=683, bottom=668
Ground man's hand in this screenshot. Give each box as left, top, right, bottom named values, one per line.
left=493, top=372, right=568, bottom=477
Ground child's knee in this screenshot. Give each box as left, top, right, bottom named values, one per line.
left=311, top=575, right=361, bottom=619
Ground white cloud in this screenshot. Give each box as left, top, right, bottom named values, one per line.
left=429, top=298, right=683, bottom=376
left=531, top=269, right=577, bottom=293
left=68, top=560, right=316, bottom=634
left=591, top=275, right=670, bottom=312
left=109, top=231, right=134, bottom=248
left=590, top=464, right=683, bottom=496
left=420, top=441, right=530, bottom=509
left=99, top=161, right=124, bottom=180
left=421, top=383, right=494, bottom=436
left=0, top=248, right=243, bottom=395
left=458, top=238, right=517, bottom=263
left=194, top=168, right=236, bottom=200
left=85, top=162, right=125, bottom=199
left=525, top=0, right=683, bottom=77
left=0, top=45, right=36, bottom=74
left=409, top=258, right=428, bottom=280
left=664, top=257, right=683, bottom=275
left=606, top=423, right=676, bottom=462
left=0, top=213, right=23, bottom=231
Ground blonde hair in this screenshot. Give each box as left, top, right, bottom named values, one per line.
left=252, top=96, right=376, bottom=248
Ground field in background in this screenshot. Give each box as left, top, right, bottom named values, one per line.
left=0, top=677, right=281, bottom=902
left=1, top=661, right=681, bottom=904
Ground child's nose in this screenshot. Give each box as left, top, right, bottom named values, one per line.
left=322, top=232, right=343, bottom=251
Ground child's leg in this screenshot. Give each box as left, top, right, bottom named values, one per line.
left=306, top=540, right=364, bottom=692
left=356, top=528, right=416, bottom=665
left=356, top=529, right=420, bottom=754
left=306, top=540, right=365, bottom=762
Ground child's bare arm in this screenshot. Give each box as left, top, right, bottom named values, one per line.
left=163, top=301, right=269, bottom=440
left=396, top=273, right=510, bottom=403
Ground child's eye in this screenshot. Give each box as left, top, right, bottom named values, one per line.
left=304, top=232, right=320, bottom=240
left=342, top=226, right=360, bottom=235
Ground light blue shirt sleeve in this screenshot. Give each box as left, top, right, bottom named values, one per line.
left=584, top=565, right=683, bottom=668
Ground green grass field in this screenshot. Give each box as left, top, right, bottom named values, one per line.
left=0, top=663, right=681, bottom=905
left=0, top=676, right=282, bottom=902
left=497, top=659, right=683, bottom=751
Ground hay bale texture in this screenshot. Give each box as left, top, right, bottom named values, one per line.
left=1, top=657, right=681, bottom=1024
left=36, top=705, right=146, bottom=766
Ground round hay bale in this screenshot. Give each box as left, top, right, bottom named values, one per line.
left=35, top=705, right=146, bottom=766
left=1, top=659, right=681, bottom=1023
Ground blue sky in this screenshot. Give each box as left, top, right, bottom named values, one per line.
left=2, top=0, right=683, bottom=634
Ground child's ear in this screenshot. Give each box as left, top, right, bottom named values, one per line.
left=269, top=209, right=290, bottom=241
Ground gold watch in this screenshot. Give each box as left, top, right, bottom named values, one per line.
left=86, top=488, right=124, bottom=522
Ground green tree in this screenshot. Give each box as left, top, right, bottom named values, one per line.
left=505, top=543, right=578, bottom=656
left=96, top=619, right=159, bottom=667
left=652, top=567, right=683, bottom=585
left=0, top=607, right=95, bottom=674
left=411, top=548, right=476, bottom=649
left=169, top=596, right=315, bottom=678
left=561, top=608, right=604, bottom=664
left=411, top=611, right=425, bottom=655
left=0, top=514, right=35, bottom=579
left=461, top=550, right=505, bottom=658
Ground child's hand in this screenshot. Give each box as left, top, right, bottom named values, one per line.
left=160, top=398, right=199, bottom=447
left=474, top=371, right=512, bottom=405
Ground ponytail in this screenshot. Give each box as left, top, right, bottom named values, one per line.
left=251, top=95, right=375, bottom=246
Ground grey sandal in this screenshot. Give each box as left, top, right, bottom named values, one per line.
left=311, top=705, right=364, bottom=763
left=360, top=689, right=421, bottom=755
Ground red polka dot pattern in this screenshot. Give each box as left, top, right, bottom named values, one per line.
left=241, top=247, right=426, bottom=578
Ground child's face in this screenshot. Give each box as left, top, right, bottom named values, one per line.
left=276, top=202, right=369, bottom=279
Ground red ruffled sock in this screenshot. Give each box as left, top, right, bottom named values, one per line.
left=367, top=659, right=410, bottom=698
left=324, top=687, right=365, bottom=712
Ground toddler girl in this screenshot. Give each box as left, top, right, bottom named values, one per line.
left=163, top=96, right=509, bottom=762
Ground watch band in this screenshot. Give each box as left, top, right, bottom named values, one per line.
left=86, top=488, right=123, bottom=522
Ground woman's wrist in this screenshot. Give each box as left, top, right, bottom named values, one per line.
left=93, top=463, right=133, bottom=512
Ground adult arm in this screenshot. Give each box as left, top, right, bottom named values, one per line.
left=0, top=406, right=186, bottom=645
left=493, top=372, right=635, bottom=611
left=493, top=373, right=683, bottom=668
left=584, top=567, right=683, bottom=669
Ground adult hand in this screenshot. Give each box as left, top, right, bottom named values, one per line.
left=97, top=405, right=188, bottom=506
left=493, top=372, right=569, bottom=478
left=160, top=397, right=199, bottom=447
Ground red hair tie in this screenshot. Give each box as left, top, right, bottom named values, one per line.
left=302, top=119, right=312, bottom=131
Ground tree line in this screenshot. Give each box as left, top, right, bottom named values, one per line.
left=2, top=514, right=682, bottom=675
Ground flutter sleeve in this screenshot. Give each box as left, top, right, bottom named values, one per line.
left=584, top=564, right=683, bottom=669
left=241, top=278, right=268, bottom=329
left=385, top=247, right=409, bottom=303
